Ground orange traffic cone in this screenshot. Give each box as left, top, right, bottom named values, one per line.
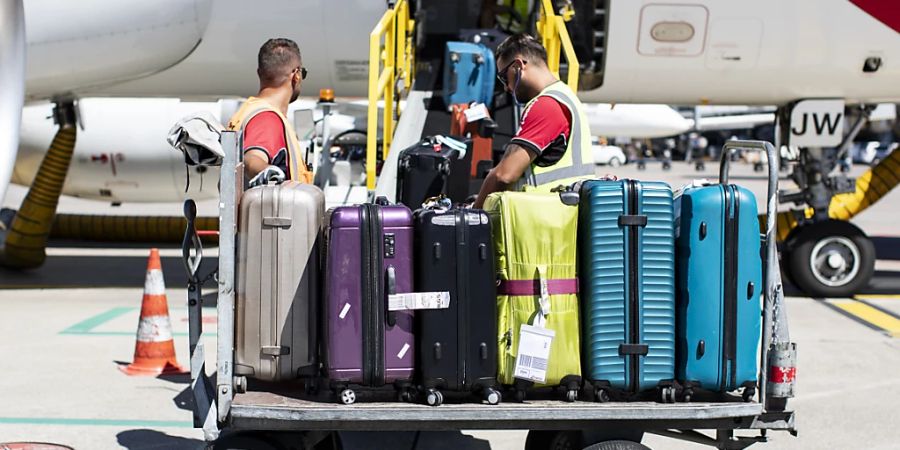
left=120, top=248, right=186, bottom=376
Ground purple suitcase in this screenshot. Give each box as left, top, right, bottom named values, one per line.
left=324, top=201, right=415, bottom=404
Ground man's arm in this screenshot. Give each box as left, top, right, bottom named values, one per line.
left=244, top=149, right=271, bottom=179
left=473, top=143, right=535, bottom=209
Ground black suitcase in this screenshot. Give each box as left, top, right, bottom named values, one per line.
left=396, top=136, right=472, bottom=208
left=413, top=207, right=501, bottom=406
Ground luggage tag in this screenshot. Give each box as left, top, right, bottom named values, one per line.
left=388, top=291, right=451, bottom=311
left=435, top=135, right=468, bottom=159
left=463, top=103, right=489, bottom=122
left=513, top=265, right=554, bottom=383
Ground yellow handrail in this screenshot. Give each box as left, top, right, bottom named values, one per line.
left=366, top=0, right=414, bottom=191
left=536, top=0, right=579, bottom=90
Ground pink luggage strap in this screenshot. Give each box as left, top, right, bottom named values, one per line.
left=497, top=278, right=579, bottom=296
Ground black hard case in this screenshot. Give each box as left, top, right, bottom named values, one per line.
left=413, top=208, right=499, bottom=401
left=396, top=137, right=473, bottom=208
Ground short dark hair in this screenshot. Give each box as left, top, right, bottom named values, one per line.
left=257, top=38, right=302, bottom=85
left=495, top=33, right=548, bottom=65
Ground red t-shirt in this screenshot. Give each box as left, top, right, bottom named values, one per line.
left=509, top=95, right=572, bottom=167
left=242, top=111, right=291, bottom=178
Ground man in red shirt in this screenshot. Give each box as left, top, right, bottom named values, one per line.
left=227, top=38, right=313, bottom=184
left=473, top=34, right=593, bottom=207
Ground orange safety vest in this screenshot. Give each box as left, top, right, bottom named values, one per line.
left=227, top=97, right=313, bottom=184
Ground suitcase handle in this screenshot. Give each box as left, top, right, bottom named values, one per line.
left=386, top=265, right=398, bottom=327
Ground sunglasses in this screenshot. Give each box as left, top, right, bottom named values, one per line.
left=295, top=67, right=308, bottom=80
left=497, top=59, right=524, bottom=87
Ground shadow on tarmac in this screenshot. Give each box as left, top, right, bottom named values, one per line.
left=116, top=429, right=204, bottom=450
left=0, top=254, right=217, bottom=289
left=873, top=236, right=900, bottom=260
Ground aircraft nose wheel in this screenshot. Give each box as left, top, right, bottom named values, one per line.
left=785, top=220, right=875, bottom=297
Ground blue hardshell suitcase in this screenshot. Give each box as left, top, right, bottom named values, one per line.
left=674, top=183, right=762, bottom=399
left=443, top=42, right=495, bottom=106
left=578, top=179, right=677, bottom=400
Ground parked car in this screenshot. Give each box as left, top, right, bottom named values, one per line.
left=591, top=144, right=628, bottom=167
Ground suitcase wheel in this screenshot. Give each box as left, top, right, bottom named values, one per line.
left=338, top=388, right=357, bottom=405
left=484, top=388, right=502, bottom=405
left=398, top=388, right=415, bottom=403
left=594, top=387, right=610, bottom=403
left=742, top=386, right=756, bottom=403
left=682, top=387, right=693, bottom=403
left=425, top=388, right=444, bottom=407
left=565, top=389, right=578, bottom=403
left=513, top=389, right=526, bottom=403
left=658, top=386, right=677, bottom=404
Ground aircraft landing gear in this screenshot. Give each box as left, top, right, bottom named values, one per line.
left=783, top=220, right=875, bottom=297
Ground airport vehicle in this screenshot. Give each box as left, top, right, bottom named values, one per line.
left=183, top=131, right=795, bottom=449
left=590, top=143, right=627, bottom=167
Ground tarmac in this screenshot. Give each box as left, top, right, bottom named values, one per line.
left=0, top=160, right=898, bottom=449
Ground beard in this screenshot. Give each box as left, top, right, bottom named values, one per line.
left=289, top=83, right=301, bottom=102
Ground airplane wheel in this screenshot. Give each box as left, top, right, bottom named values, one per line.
left=786, top=220, right=875, bottom=297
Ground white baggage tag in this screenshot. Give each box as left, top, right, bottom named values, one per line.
left=463, top=103, right=489, bottom=122
left=513, top=324, right=555, bottom=383
left=388, top=292, right=451, bottom=311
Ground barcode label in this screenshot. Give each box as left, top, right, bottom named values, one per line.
left=513, top=324, right=555, bottom=383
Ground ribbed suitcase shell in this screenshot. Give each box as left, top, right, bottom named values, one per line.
left=675, top=184, right=762, bottom=393
left=323, top=204, right=415, bottom=387
left=443, top=41, right=496, bottom=106
left=235, top=182, right=324, bottom=381
left=414, top=208, right=497, bottom=395
left=579, top=180, right=675, bottom=393
left=484, top=192, right=581, bottom=388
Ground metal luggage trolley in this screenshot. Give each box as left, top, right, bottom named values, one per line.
left=182, top=135, right=797, bottom=449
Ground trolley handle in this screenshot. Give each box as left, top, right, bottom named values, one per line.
left=182, top=199, right=203, bottom=282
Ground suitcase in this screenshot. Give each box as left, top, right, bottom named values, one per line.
left=234, top=181, right=324, bottom=382
left=443, top=41, right=495, bottom=107
left=414, top=207, right=501, bottom=406
left=450, top=104, right=496, bottom=178
left=396, top=136, right=472, bottom=208
left=484, top=192, right=582, bottom=402
left=323, top=201, right=415, bottom=404
left=577, top=179, right=677, bottom=402
left=675, top=182, right=762, bottom=401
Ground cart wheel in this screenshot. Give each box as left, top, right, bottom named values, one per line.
left=339, top=388, right=356, bottom=405
left=637, top=162, right=646, bottom=171
left=425, top=389, right=443, bottom=407
left=565, top=389, right=578, bottom=402
left=514, top=389, right=527, bottom=403
left=742, top=387, right=756, bottom=403
left=682, top=388, right=693, bottom=403
left=662, top=162, right=672, bottom=171
left=594, top=387, right=610, bottom=403
left=485, top=388, right=502, bottom=405
left=695, top=162, right=705, bottom=172
left=754, top=162, right=764, bottom=172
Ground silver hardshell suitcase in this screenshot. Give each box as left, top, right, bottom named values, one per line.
left=235, top=181, right=324, bottom=381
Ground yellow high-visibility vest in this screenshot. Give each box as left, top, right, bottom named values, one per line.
left=227, top=97, right=312, bottom=183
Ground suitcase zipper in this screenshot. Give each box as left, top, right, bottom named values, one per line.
left=455, top=210, right=468, bottom=390
left=722, top=186, right=739, bottom=390
left=360, top=204, right=385, bottom=386
left=627, top=180, right=641, bottom=393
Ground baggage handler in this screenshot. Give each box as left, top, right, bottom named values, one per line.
left=227, top=38, right=313, bottom=183
left=473, top=33, right=594, bottom=208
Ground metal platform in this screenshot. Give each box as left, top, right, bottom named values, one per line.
left=230, top=391, right=793, bottom=432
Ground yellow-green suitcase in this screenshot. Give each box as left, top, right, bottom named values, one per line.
left=485, top=192, right=582, bottom=402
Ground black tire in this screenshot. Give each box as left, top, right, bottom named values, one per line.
left=525, top=431, right=584, bottom=450
left=582, top=440, right=650, bottom=450
left=786, top=220, right=875, bottom=297
left=212, top=433, right=284, bottom=450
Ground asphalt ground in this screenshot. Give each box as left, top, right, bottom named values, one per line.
left=0, top=159, right=898, bottom=449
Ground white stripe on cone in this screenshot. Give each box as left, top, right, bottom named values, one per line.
left=144, top=270, right=166, bottom=296
left=136, top=315, right=174, bottom=342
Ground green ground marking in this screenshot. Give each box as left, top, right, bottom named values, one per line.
left=60, top=307, right=192, bottom=337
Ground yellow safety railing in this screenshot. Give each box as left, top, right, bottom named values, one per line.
left=536, top=0, right=579, bottom=91
left=366, top=0, right=414, bottom=191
